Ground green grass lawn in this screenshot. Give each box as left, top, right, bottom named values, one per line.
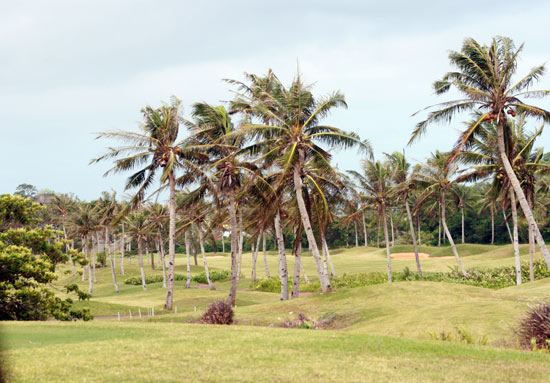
left=2, top=243, right=549, bottom=382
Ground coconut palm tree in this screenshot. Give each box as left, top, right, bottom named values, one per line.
left=415, top=151, right=468, bottom=276
left=92, top=97, right=206, bottom=310
left=410, top=36, right=550, bottom=269
left=50, top=193, right=79, bottom=276
left=349, top=159, right=394, bottom=282
left=386, top=151, right=423, bottom=276
left=71, top=202, right=97, bottom=295
left=124, top=211, right=150, bottom=290
left=231, top=71, right=370, bottom=292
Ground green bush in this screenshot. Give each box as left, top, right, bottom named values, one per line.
left=249, top=260, right=550, bottom=293
left=124, top=270, right=230, bottom=285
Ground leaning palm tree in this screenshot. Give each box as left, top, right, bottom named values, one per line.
left=231, top=71, right=370, bottom=293
left=92, top=97, right=203, bottom=310
left=415, top=151, right=468, bottom=276
left=386, top=151, right=423, bottom=276
left=50, top=193, right=78, bottom=275
left=410, top=36, right=550, bottom=269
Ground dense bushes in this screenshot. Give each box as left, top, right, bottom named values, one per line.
left=250, top=261, right=550, bottom=293
left=516, top=302, right=550, bottom=351
left=124, top=270, right=230, bottom=285
left=201, top=300, right=234, bottom=325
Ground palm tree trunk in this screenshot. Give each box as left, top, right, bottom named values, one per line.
left=291, top=234, right=302, bottom=299
left=106, top=228, right=119, bottom=293
left=300, top=261, right=310, bottom=284
left=322, top=234, right=337, bottom=278
left=382, top=205, right=392, bottom=283
left=81, top=235, right=87, bottom=282
left=293, top=164, right=331, bottom=293
left=509, top=188, right=522, bottom=285
left=461, top=207, right=465, bottom=244
left=362, top=210, right=368, bottom=246
left=251, top=234, right=261, bottom=281
left=377, top=216, right=380, bottom=248
left=158, top=230, right=167, bottom=288
left=441, top=193, right=467, bottom=276
left=354, top=221, right=359, bottom=247
left=405, top=199, right=422, bottom=277
left=184, top=230, right=192, bottom=289
left=529, top=224, right=535, bottom=282
left=197, top=223, right=215, bottom=290
left=92, top=233, right=98, bottom=282
left=148, top=243, right=155, bottom=269
left=164, top=171, right=176, bottom=310
left=497, top=122, right=550, bottom=269
left=120, top=224, right=125, bottom=275
left=417, top=214, right=422, bottom=246
left=491, top=205, right=495, bottom=245
left=85, top=235, right=93, bottom=295
left=221, top=231, right=225, bottom=253
left=274, top=210, right=289, bottom=301
left=389, top=209, right=395, bottom=247
left=262, top=230, right=270, bottom=279
left=438, top=202, right=442, bottom=247
left=138, top=237, right=146, bottom=291
left=237, top=208, right=244, bottom=279
left=503, top=208, right=513, bottom=243
left=228, top=193, right=239, bottom=307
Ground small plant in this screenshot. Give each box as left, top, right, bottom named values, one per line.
left=201, top=300, right=234, bottom=325
left=282, top=313, right=318, bottom=329
left=516, top=302, right=550, bottom=351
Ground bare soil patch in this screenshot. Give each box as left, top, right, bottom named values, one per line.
left=391, top=252, right=430, bottom=259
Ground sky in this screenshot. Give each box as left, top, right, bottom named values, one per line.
left=2, top=0, right=550, bottom=201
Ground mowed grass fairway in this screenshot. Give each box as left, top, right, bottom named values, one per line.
left=2, top=244, right=550, bottom=382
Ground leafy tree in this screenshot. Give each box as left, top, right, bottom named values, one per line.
left=0, top=194, right=91, bottom=321
left=411, top=36, right=550, bottom=269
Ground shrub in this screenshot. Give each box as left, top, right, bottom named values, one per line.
left=282, top=313, right=318, bottom=329
left=516, top=302, right=550, bottom=351
left=192, top=270, right=230, bottom=284
left=201, top=300, right=234, bottom=325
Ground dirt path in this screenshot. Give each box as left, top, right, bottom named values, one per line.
left=391, top=252, right=430, bottom=259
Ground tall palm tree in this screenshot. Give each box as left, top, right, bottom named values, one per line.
left=349, top=159, right=394, bottom=282
left=96, top=191, right=120, bottom=292
left=232, top=71, right=370, bottom=292
left=71, top=202, right=97, bottom=295
left=387, top=151, right=422, bottom=276
left=92, top=97, right=202, bottom=309
left=415, top=151, right=468, bottom=276
left=124, top=211, right=150, bottom=290
left=410, top=36, right=550, bottom=269
left=50, top=193, right=78, bottom=276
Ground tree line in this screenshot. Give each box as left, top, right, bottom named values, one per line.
left=3, top=36, right=550, bottom=318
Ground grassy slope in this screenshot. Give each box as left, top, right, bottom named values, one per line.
left=3, top=321, right=550, bottom=383
left=3, top=244, right=550, bottom=382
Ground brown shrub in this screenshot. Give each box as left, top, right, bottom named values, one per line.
left=201, top=300, right=234, bottom=325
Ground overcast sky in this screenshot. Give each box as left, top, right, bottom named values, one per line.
left=2, top=0, right=549, bottom=201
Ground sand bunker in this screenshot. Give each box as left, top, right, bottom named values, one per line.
left=391, top=252, right=430, bottom=259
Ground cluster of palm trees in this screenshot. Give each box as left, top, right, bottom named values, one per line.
left=43, top=35, right=550, bottom=308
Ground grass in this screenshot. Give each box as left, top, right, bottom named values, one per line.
left=3, top=321, right=550, bottom=383
left=2, top=243, right=550, bottom=382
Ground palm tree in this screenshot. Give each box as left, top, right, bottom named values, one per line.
left=460, top=115, right=550, bottom=283
left=92, top=97, right=202, bottom=310
left=124, top=211, right=150, bottom=290
left=231, top=71, right=370, bottom=292
left=349, top=159, right=394, bottom=282
left=410, top=36, right=550, bottom=269
left=415, top=151, right=468, bottom=276
left=387, top=151, right=422, bottom=276
left=71, top=203, right=97, bottom=295
left=50, top=193, right=78, bottom=276
left=147, top=202, right=169, bottom=288
left=96, top=191, right=120, bottom=292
